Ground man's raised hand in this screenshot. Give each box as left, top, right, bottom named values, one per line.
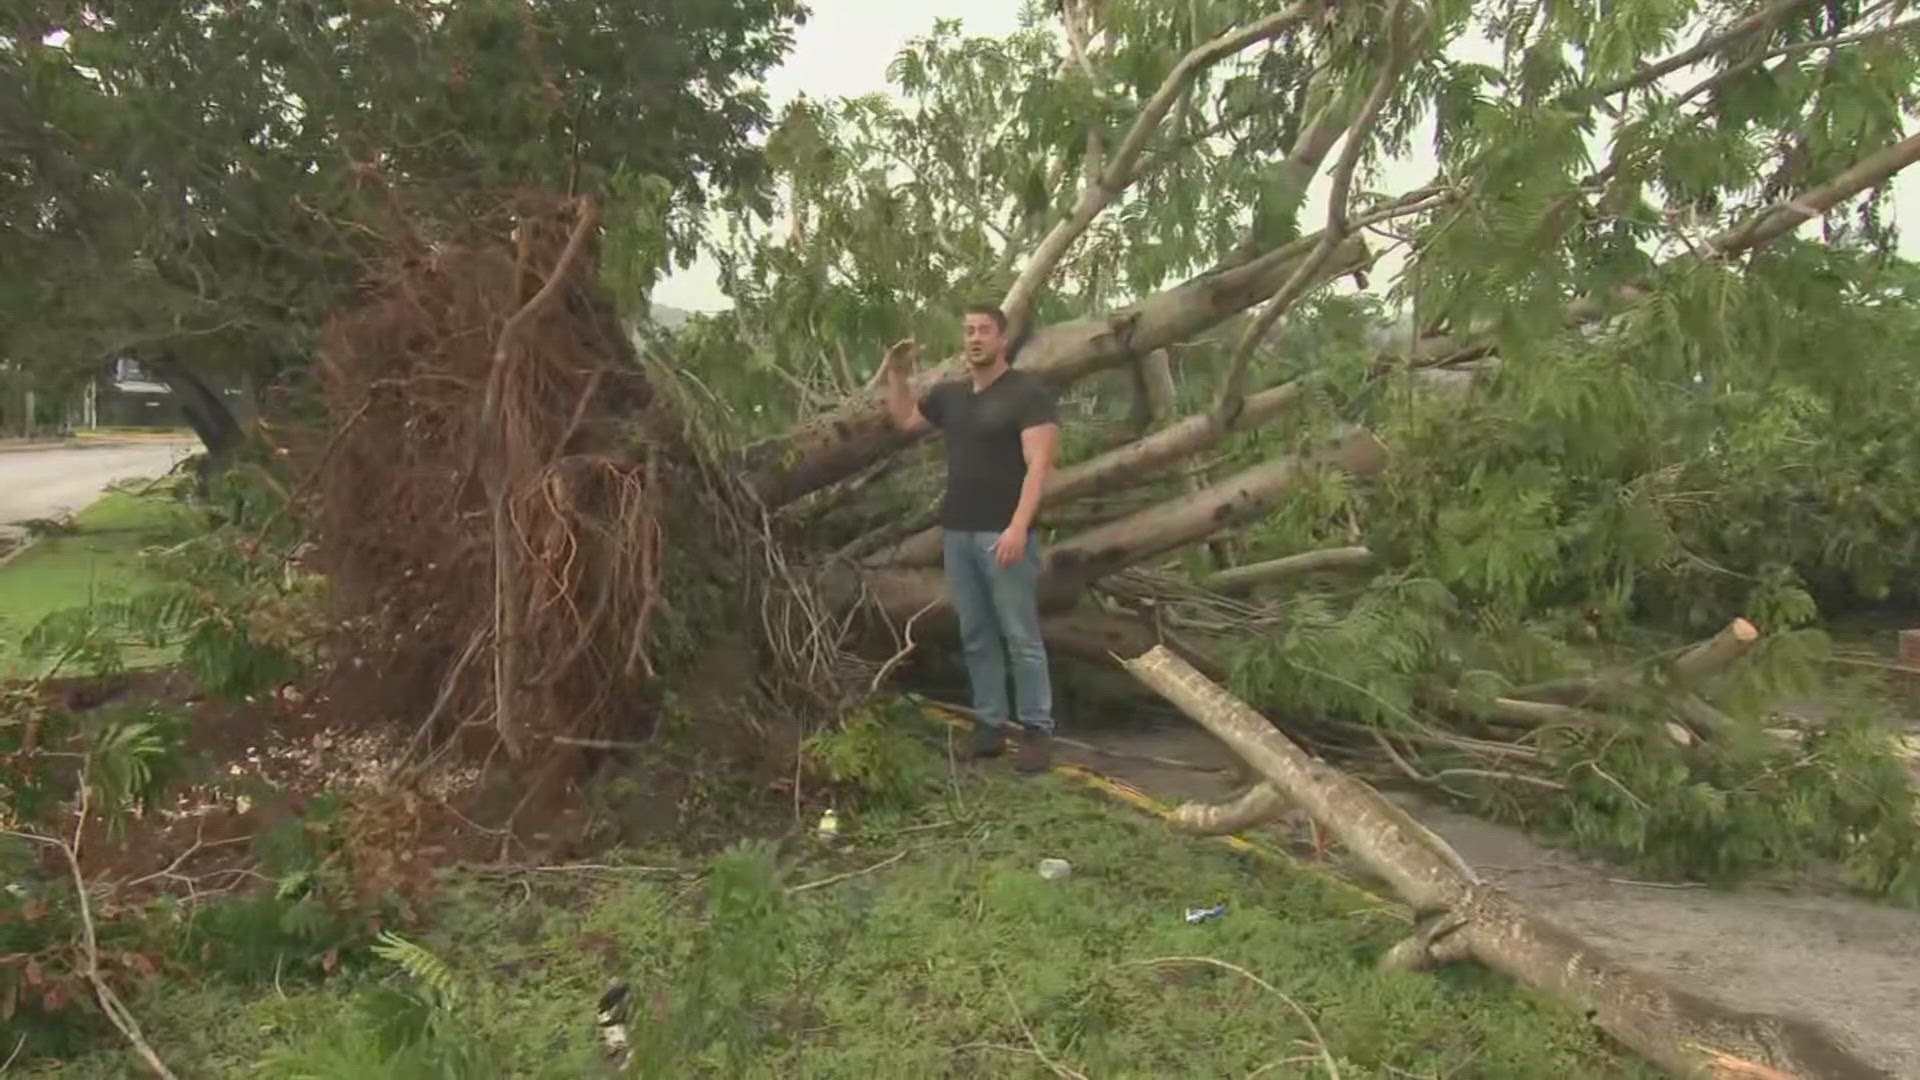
left=882, top=338, right=920, bottom=378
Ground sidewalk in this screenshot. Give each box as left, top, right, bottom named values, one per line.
left=0, top=429, right=196, bottom=453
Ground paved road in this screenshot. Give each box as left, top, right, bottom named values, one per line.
left=0, top=441, right=199, bottom=541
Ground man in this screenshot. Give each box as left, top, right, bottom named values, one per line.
left=882, top=303, right=1060, bottom=773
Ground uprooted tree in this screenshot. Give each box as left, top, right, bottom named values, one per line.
left=315, top=0, right=1920, bottom=913
left=672, top=0, right=1920, bottom=890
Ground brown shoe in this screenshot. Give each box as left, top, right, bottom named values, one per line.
left=970, top=721, right=1008, bottom=759
left=1013, top=729, right=1052, bottom=775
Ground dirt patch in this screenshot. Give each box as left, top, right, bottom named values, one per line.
left=1054, top=711, right=1920, bottom=1078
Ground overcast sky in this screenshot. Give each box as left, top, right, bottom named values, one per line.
left=652, top=0, right=1920, bottom=313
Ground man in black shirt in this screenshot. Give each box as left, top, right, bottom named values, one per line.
left=882, top=303, right=1060, bottom=773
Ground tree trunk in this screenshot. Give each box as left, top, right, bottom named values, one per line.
left=743, top=233, right=1370, bottom=509
left=1122, top=645, right=1891, bottom=1080
left=148, top=354, right=244, bottom=472
left=1045, top=426, right=1387, bottom=590
left=870, top=380, right=1305, bottom=567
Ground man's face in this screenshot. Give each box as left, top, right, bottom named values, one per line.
left=962, top=313, right=1005, bottom=368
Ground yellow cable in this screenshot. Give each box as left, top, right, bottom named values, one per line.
left=911, top=698, right=1407, bottom=920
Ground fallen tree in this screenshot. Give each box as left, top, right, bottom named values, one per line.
left=297, top=0, right=1920, bottom=957
left=1126, top=644, right=1894, bottom=1080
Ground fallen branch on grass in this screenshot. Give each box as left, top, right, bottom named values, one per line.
left=786, top=849, right=909, bottom=894
left=2, top=780, right=178, bottom=1080
left=1122, top=644, right=1892, bottom=1080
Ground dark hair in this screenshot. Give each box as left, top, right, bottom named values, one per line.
left=962, top=302, right=1008, bottom=332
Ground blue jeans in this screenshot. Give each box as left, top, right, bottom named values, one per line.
left=943, top=529, right=1053, bottom=733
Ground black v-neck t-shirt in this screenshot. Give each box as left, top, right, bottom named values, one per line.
left=919, top=369, right=1059, bottom=532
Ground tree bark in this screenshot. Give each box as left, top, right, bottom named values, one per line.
left=743, top=233, right=1370, bottom=509
left=870, top=379, right=1305, bottom=567
left=1205, top=546, right=1375, bottom=593
left=1123, top=645, right=1892, bottom=1080
left=1045, top=426, right=1388, bottom=591
left=1512, top=619, right=1758, bottom=714
left=149, top=354, right=243, bottom=463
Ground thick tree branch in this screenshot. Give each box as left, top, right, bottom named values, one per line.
left=1044, top=426, right=1388, bottom=591
left=1204, top=546, right=1374, bottom=592
left=1123, top=646, right=1889, bottom=1080
left=745, top=230, right=1368, bottom=508
left=871, top=380, right=1305, bottom=567
left=1001, top=1, right=1320, bottom=331
left=1711, top=131, right=1920, bottom=255
left=1171, top=781, right=1292, bottom=834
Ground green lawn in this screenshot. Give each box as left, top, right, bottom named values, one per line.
left=0, top=490, right=202, bottom=675
left=50, top=755, right=1657, bottom=1079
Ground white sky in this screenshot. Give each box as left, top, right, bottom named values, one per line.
left=652, top=0, right=1920, bottom=313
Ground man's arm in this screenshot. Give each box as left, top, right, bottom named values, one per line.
left=882, top=339, right=930, bottom=433
left=1008, top=423, right=1059, bottom=536
left=995, top=420, right=1059, bottom=566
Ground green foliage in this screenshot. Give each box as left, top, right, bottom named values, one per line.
left=1543, top=695, right=1920, bottom=899
left=801, top=697, right=940, bottom=808
left=48, top=753, right=1659, bottom=1078
left=1, top=0, right=807, bottom=412
left=18, top=484, right=322, bottom=700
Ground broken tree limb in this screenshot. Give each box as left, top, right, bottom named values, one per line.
left=1672, top=617, right=1761, bottom=684
left=743, top=232, right=1369, bottom=509
left=1045, top=426, right=1388, bottom=590
left=1204, top=546, right=1375, bottom=593
left=869, top=380, right=1306, bottom=567
left=1170, top=781, right=1291, bottom=835
left=1438, top=693, right=1615, bottom=730
left=1122, top=644, right=1890, bottom=1080
left=1505, top=618, right=1758, bottom=711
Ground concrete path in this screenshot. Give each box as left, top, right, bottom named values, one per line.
left=1052, top=713, right=1920, bottom=1078
left=0, top=440, right=199, bottom=543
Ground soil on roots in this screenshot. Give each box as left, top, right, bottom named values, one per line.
left=300, top=189, right=841, bottom=821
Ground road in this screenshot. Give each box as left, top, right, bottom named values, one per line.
left=0, top=440, right=200, bottom=541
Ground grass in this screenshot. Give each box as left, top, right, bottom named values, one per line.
left=49, top=728, right=1658, bottom=1079
left=0, top=489, right=203, bottom=675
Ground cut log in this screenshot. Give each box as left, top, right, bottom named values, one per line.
left=1205, top=546, right=1375, bottom=593
left=869, top=380, right=1306, bottom=567
left=1122, top=645, right=1891, bottom=1080
left=1672, top=618, right=1760, bottom=684
left=744, top=233, right=1369, bottom=509
left=1046, top=426, right=1388, bottom=590
left=1513, top=618, right=1758, bottom=709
